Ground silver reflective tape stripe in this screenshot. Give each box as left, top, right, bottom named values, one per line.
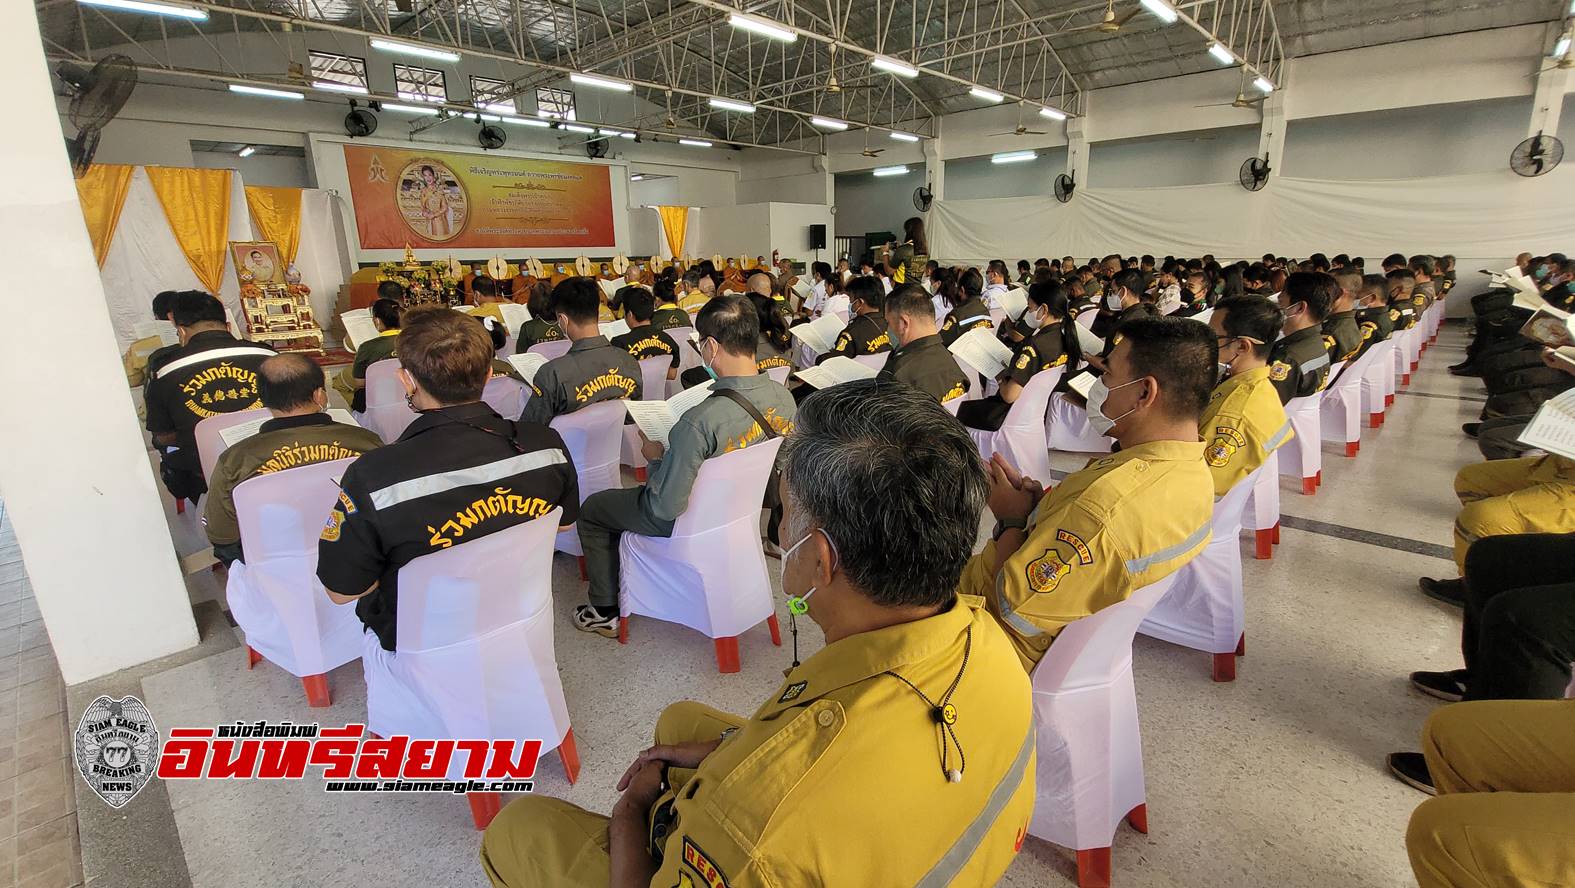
left=155, top=346, right=276, bottom=379
left=993, top=568, right=1046, bottom=639
left=367, top=449, right=567, bottom=511
left=1300, top=352, right=1330, bottom=373
left=914, top=725, right=1035, bottom=888
left=958, top=315, right=992, bottom=328
left=1264, top=419, right=1293, bottom=452
left=1125, top=520, right=1211, bottom=574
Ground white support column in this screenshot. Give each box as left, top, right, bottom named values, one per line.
left=2, top=4, right=199, bottom=683
left=1065, top=116, right=1089, bottom=187
left=1257, top=90, right=1287, bottom=185
left=1527, top=64, right=1569, bottom=138
left=922, top=135, right=945, bottom=201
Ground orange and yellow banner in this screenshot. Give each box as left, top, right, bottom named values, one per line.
left=342, top=144, right=615, bottom=250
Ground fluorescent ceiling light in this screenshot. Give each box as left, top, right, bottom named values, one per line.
left=479, top=102, right=516, bottom=114
left=630, top=174, right=645, bottom=181
left=1039, top=106, right=1067, bottom=121
left=873, top=165, right=908, bottom=177
left=500, top=115, right=551, bottom=127
left=709, top=97, right=757, bottom=114
left=1253, top=75, right=1275, bottom=93
left=1208, top=43, right=1236, bottom=65
left=679, top=138, right=714, bottom=147
left=889, top=131, right=921, bottom=142
left=810, top=116, right=849, bottom=131
left=571, top=73, right=634, bottom=93
left=991, top=150, right=1036, bottom=164
left=237, top=145, right=256, bottom=158
left=314, top=81, right=368, bottom=95
left=382, top=102, right=441, bottom=115
left=600, top=128, right=636, bottom=139
left=1139, top=0, right=1178, bottom=24
left=77, top=0, right=207, bottom=20
left=228, top=84, right=304, bottom=100
left=1556, top=35, right=1572, bottom=58
left=727, top=13, right=797, bottom=43
left=562, top=123, right=596, bottom=134
left=370, top=38, right=460, bottom=63
left=969, top=87, right=1005, bottom=103
left=871, top=57, right=920, bottom=78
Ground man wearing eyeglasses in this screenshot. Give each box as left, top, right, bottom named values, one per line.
left=1202, top=297, right=1294, bottom=497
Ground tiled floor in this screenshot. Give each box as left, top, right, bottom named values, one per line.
left=23, top=325, right=1499, bottom=887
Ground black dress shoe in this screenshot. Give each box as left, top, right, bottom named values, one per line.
left=1462, top=422, right=1481, bottom=438
left=1409, top=669, right=1470, bottom=702
left=1449, top=365, right=1481, bottom=377
left=1419, top=577, right=1466, bottom=607
left=1387, top=752, right=1436, bottom=795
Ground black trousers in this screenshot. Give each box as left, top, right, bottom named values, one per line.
left=1461, top=532, right=1575, bottom=701
left=956, top=395, right=1010, bottom=431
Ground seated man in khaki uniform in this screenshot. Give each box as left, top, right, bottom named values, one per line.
left=878, top=283, right=970, bottom=405
left=1202, top=296, right=1293, bottom=496
left=959, top=316, right=1217, bottom=671
left=206, top=354, right=383, bottom=566
left=519, top=277, right=642, bottom=426
left=483, top=379, right=1035, bottom=887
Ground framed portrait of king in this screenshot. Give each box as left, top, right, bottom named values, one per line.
left=231, top=241, right=284, bottom=285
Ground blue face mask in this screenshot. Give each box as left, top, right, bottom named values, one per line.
left=699, top=339, right=719, bottom=380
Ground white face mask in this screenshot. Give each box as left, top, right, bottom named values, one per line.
left=1022, top=305, right=1045, bottom=331
left=780, top=529, right=824, bottom=616
left=1086, top=377, right=1144, bottom=436
left=1105, top=291, right=1124, bottom=311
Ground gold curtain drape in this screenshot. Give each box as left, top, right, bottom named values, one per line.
left=146, top=167, right=232, bottom=294
left=244, top=185, right=303, bottom=265
left=656, top=206, right=689, bottom=258
left=74, top=164, right=134, bottom=267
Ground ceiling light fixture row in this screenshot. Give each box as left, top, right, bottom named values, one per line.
left=1135, top=0, right=1279, bottom=94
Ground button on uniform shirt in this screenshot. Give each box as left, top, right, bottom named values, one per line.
left=639, top=374, right=796, bottom=524
left=1199, top=366, right=1293, bottom=497
left=611, top=326, right=680, bottom=369
left=819, top=312, right=890, bottom=363
left=958, top=440, right=1214, bottom=671
left=649, top=596, right=1035, bottom=888
left=1321, top=310, right=1363, bottom=365
left=317, top=403, right=579, bottom=651
left=940, top=298, right=996, bottom=347
left=649, top=303, right=692, bottom=332
left=878, top=333, right=970, bottom=404
left=145, top=330, right=277, bottom=475
left=1266, top=325, right=1332, bottom=404
left=519, top=336, right=642, bottom=426
left=205, top=413, right=384, bottom=548
left=515, top=318, right=564, bottom=353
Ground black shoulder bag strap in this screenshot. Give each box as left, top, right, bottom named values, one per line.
left=710, top=387, right=785, bottom=545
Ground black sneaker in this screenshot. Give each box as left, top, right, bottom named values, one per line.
left=1409, top=669, right=1470, bottom=702
left=571, top=604, right=619, bottom=638
left=1387, top=752, right=1436, bottom=795
left=1461, top=422, right=1481, bottom=438
left=1419, top=577, right=1466, bottom=607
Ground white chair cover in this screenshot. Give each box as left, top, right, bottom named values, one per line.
left=852, top=353, right=886, bottom=371
left=1360, top=340, right=1395, bottom=422
left=1402, top=321, right=1423, bottom=370
left=481, top=376, right=527, bottom=422
left=1242, top=449, right=1282, bottom=535
left=619, top=438, right=783, bottom=640
left=226, top=458, right=363, bottom=679
left=360, top=360, right=418, bottom=444
left=527, top=339, right=573, bottom=361
left=361, top=509, right=570, bottom=779
left=1028, top=574, right=1179, bottom=852
left=195, top=407, right=270, bottom=483
left=1277, top=391, right=1323, bottom=491
left=766, top=365, right=791, bottom=385
left=1323, top=350, right=1383, bottom=453
left=665, top=326, right=699, bottom=398
left=551, top=401, right=627, bottom=556
left=968, top=368, right=1062, bottom=484
left=1075, top=310, right=1099, bottom=330
left=1138, top=464, right=1262, bottom=664
left=1047, top=391, right=1115, bottom=454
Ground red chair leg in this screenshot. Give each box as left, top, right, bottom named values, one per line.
left=1345, top=441, right=1359, bottom=457
left=1315, top=470, right=1323, bottom=487
left=559, top=728, right=581, bottom=785
left=633, top=466, right=647, bottom=482
left=1271, top=522, right=1281, bottom=545
left=1235, top=632, right=1246, bottom=657
left=1385, top=393, right=1395, bottom=407
left=468, top=792, right=502, bottom=830
left=1369, top=412, right=1382, bottom=429
left=175, top=498, right=186, bottom=515
left=1301, top=476, right=1317, bottom=496
left=1125, top=803, right=1148, bottom=834
left=246, top=646, right=263, bottom=670
left=1254, top=529, right=1273, bottom=560
left=714, top=637, right=741, bottom=674
left=1075, top=847, right=1112, bottom=888
left=1402, top=372, right=1410, bottom=386
left=617, top=617, right=628, bottom=645
left=577, top=556, right=588, bottom=582
left=1211, top=652, right=1237, bottom=682
left=302, top=674, right=331, bottom=708
left=767, top=614, right=782, bottom=646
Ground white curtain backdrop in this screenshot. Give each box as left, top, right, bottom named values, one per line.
left=929, top=167, right=1575, bottom=267
left=98, top=168, right=348, bottom=349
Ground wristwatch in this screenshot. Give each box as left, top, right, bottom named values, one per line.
left=992, top=518, right=1028, bottom=540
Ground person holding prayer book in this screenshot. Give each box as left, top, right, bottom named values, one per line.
left=879, top=284, right=970, bottom=405
left=938, top=268, right=996, bottom=348
left=957, top=281, right=1081, bottom=432
left=611, top=287, right=680, bottom=379
left=516, top=281, right=564, bottom=353
left=519, top=277, right=643, bottom=426
left=818, top=276, right=890, bottom=363
left=572, top=296, right=796, bottom=638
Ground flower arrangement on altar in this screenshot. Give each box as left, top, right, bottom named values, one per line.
left=375, top=244, right=464, bottom=307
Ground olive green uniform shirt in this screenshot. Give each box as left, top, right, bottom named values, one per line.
left=879, top=333, right=969, bottom=404
left=1266, top=325, right=1332, bottom=404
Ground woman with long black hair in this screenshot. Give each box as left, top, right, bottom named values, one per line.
left=939, top=267, right=996, bottom=347
left=957, top=280, right=1082, bottom=432
left=888, top=216, right=929, bottom=285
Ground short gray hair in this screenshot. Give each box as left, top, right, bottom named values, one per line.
left=781, top=379, right=987, bottom=609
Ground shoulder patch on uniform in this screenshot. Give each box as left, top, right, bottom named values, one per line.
left=1321, top=334, right=1336, bottom=352
left=1054, top=529, right=1094, bottom=565
left=942, top=381, right=966, bottom=402
left=1388, top=309, right=1401, bottom=322
left=680, top=837, right=729, bottom=888
left=1206, top=426, right=1247, bottom=467
left=1025, top=547, right=1073, bottom=594
left=320, top=508, right=344, bottom=542
left=1111, top=333, right=1124, bottom=347
left=778, top=680, right=807, bottom=703
left=1269, top=361, right=1291, bottom=381
left=1014, top=349, right=1034, bottom=371
left=337, top=491, right=357, bottom=515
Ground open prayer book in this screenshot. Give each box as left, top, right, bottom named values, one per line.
left=1517, top=304, right=1574, bottom=349
left=1188, top=308, right=1215, bottom=325
left=597, top=278, right=622, bottom=300
left=342, top=314, right=380, bottom=351
left=789, top=314, right=847, bottom=356
left=599, top=318, right=632, bottom=339
left=999, top=287, right=1029, bottom=322
left=505, top=352, right=550, bottom=385
left=793, top=355, right=880, bottom=390
left=498, top=302, right=530, bottom=332
left=790, top=276, right=811, bottom=299
left=1500, top=267, right=1547, bottom=312
left=217, top=409, right=358, bottom=448
left=623, top=379, right=716, bottom=446
left=133, top=320, right=178, bottom=347
left=1073, top=322, right=1104, bottom=355
left=1517, top=389, right=1575, bottom=461
left=948, top=327, right=1014, bottom=380
left=1064, top=369, right=1097, bottom=399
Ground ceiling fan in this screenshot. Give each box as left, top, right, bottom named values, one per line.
left=1061, top=0, right=1142, bottom=35
left=990, top=102, right=1049, bottom=137
left=823, top=45, right=882, bottom=94
left=836, top=128, right=886, bottom=157
left=1196, top=91, right=1267, bottom=109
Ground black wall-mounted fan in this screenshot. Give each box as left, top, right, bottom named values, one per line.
left=1054, top=173, right=1076, bottom=203
left=913, top=185, right=933, bottom=212
left=1510, top=133, right=1563, bottom=177
left=478, top=124, right=506, bottom=150
left=1239, top=155, right=1271, bottom=191
left=586, top=137, right=609, bottom=159
left=344, top=107, right=378, bottom=138
left=57, top=54, right=137, bottom=177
